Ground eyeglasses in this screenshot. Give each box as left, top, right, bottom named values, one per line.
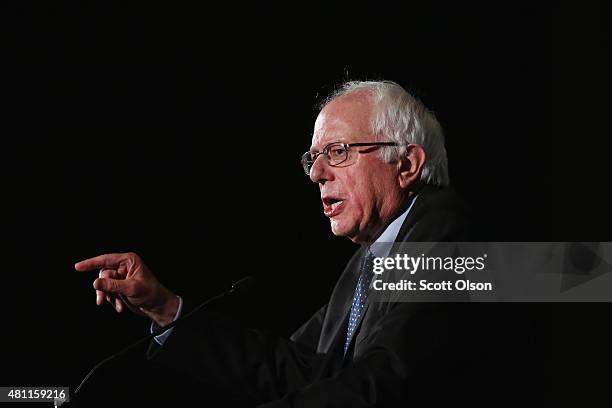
left=301, top=141, right=397, bottom=176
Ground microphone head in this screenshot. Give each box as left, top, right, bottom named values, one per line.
left=231, top=276, right=255, bottom=293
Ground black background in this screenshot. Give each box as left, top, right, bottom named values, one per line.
left=2, top=1, right=611, bottom=406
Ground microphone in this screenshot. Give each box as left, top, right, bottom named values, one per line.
left=64, top=276, right=255, bottom=406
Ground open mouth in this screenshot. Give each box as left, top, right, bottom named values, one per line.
left=322, top=197, right=345, bottom=217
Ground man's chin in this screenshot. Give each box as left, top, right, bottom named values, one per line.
left=329, top=220, right=348, bottom=237
left=330, top=221, right=360, bottom=242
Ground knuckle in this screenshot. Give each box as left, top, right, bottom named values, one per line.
left=126, top=252, right=141, bottom=262
left=107, top=279, right=119, bottom=292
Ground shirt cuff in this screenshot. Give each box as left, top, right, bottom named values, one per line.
left=150, top=296, right=183, bottom=346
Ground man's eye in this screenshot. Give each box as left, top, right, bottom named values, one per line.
left=330, top=148, right=346, bottom=157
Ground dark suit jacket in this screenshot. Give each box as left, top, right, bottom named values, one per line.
left=148, top=186, right=535, bottom=407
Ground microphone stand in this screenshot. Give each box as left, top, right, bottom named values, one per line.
left=61, top=277, right=254, bottom=406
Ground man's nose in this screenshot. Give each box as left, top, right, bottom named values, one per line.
left=309, top=154, right=334, bottom=184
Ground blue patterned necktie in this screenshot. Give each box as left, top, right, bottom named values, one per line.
left=344, top=249, right=375, bottom=355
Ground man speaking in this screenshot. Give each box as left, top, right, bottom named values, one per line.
left=76, top=81, right=482, bottom=407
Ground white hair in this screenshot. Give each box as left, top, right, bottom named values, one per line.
left=321, top=80, right=450, bottom=186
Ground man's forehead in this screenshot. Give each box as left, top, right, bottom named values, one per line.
left=310, top=112, right=352, bottom=148
left=310, top=93, right=374, bottom=149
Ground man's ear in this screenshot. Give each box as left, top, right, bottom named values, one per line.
left=397, top=144, right=426, bottom=189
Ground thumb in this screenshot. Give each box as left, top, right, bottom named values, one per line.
left=93, top=277, right=130, bottom=295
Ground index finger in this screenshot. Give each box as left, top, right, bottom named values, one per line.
left=75, top=253, right=129, bottom=272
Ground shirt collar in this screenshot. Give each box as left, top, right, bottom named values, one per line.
left=369, top=194, right=419, bottom=258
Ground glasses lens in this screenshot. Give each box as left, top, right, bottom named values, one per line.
left=301, top=152, right=313, bottom=175
left=326, top=143, right=348, bottom=166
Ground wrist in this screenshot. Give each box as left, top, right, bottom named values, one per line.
left=147, top=290, right=180, bottom=327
